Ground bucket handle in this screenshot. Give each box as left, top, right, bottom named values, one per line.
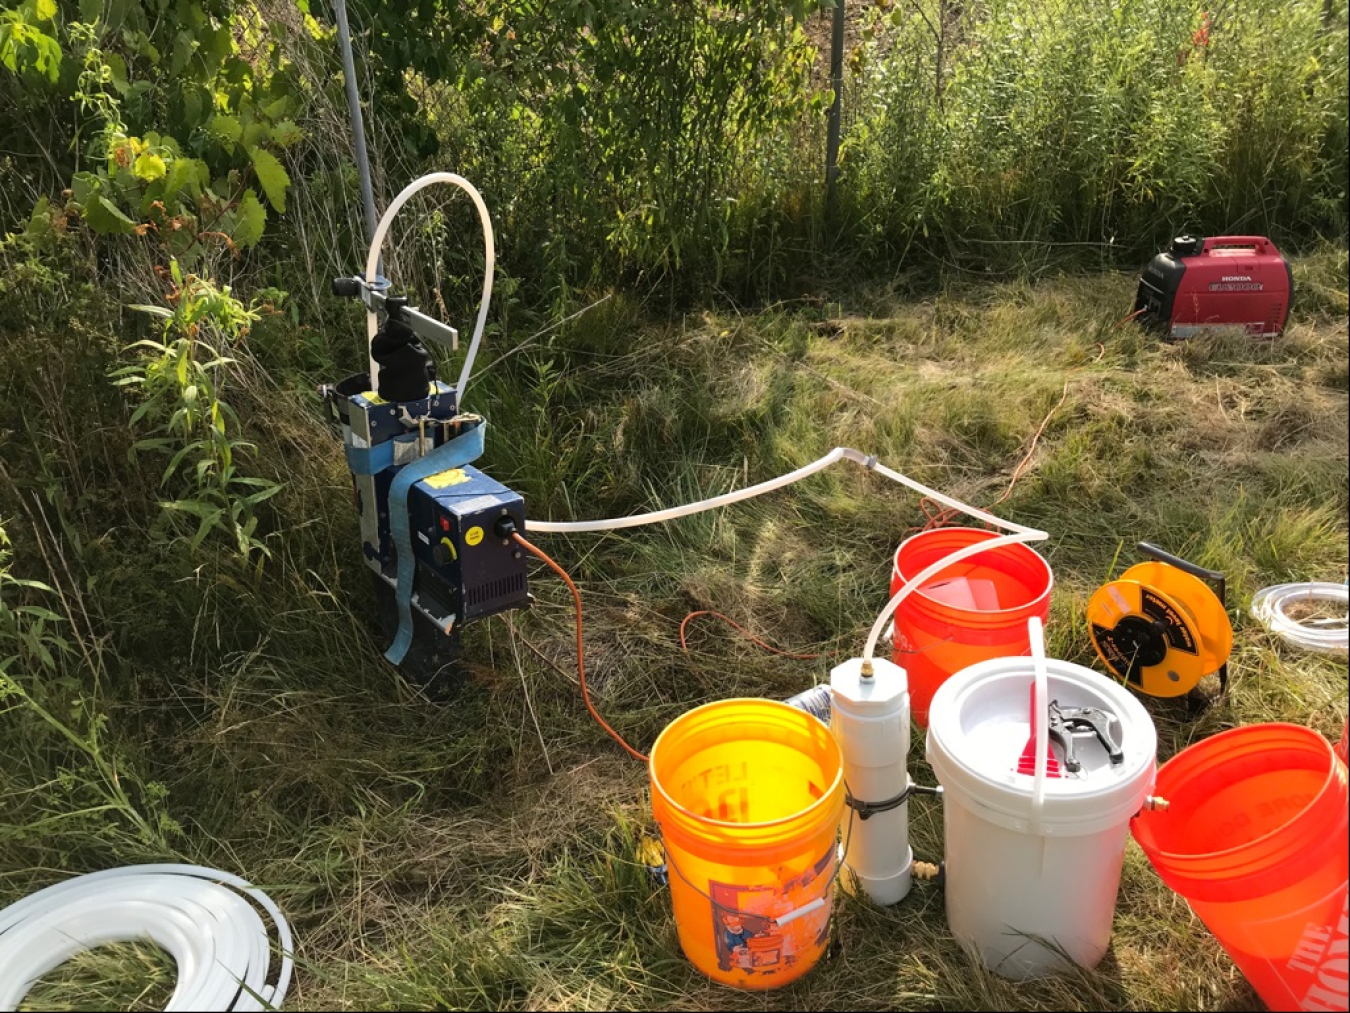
left=1029, top=616, right=1049, bottom=832
left=655, top=789, right=858, bottom=925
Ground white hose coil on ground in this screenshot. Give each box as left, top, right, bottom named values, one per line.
left=1250, top=582, right=1349, bottom=656
left=0, top=864, right=293, bottom=1012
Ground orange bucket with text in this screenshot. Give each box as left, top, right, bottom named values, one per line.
left=891, top=527, right=1053, bottom=727
left=1132, top=724, right=1349, bottom=1012
left=649, top=699, right=844, bottom=989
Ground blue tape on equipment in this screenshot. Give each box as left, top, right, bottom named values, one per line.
left=344, top=440, right=396, bottom=476
left=383, top=423, right=487, bottom=665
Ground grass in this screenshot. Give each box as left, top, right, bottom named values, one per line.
left=1, top=245, right=1347, bottom=1011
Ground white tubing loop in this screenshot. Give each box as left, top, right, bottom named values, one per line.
left=1250, top=582, right=1349, bottom=656
left=524, top=445, right=1048, bottom=665
left=529, top=448, right=849, bottom=534
left=1028, top=615, right=1050, bottom=832
left=0, top=864, right=293, bottom=1012
left=859, top=529, right=1045, bottom=668
left=365, top=172, right=495, bottom=404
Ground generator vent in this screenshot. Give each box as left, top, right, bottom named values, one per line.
left=466, top=572, right=526, bottom=607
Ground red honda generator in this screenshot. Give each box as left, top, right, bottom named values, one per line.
left=1134, top=235, right=1293, bottom=339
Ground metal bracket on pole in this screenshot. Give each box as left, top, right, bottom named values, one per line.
left=332, top=276, right=460, bottom=351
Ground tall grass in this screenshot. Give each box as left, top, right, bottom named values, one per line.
left=847, top=0, right=1349, bottom=273
left=7, top=242, right=1346, bottom=1009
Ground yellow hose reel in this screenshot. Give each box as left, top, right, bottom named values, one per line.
left=1087, top=543, right=1232, bottom=699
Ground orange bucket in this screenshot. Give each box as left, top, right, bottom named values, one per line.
left=649, top=699, right=844, bottom=989
left=1132, top=724, right=1349, bottom=1011
left=891, top=527, right=1053, bottom=727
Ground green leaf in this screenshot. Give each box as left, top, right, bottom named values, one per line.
left=240, top=120, right=269, bottom=148
left=232, top=188, right=267, bottom=248
left=83, top=194, right=138, bottom=234
left=163, top=155, right=198, bottom=199
left=207, top=114, right=242, bottom=147
left=24, top=195, right=51, bottom=238
left=128, top=303, right=173, bottom=319
left=34, top=0, right=57, bottom=21
left=133, top=152, right=167, bottom=182
left=248, top=147, right=289, bottom=213
left=269, top=119, right=303, bottom=147
left=70, top=172, right=100, bottom=206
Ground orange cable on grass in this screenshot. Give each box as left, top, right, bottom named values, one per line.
left=511, top=532, right=649, bottom=763
left=678, top=610, right=822, bottom=661
left=989, top=378, right=1071, bottom=508
left=1115, top=307, right=1147, bottom=328
left=912, top=375, right=1077, bottom=534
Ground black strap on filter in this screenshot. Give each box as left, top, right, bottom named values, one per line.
left=845, top=783, right=941, bottom=821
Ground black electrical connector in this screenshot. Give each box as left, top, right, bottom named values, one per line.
left=332, top=276, right=363, bottom=298
left=493, top=515, right=519, bottom=540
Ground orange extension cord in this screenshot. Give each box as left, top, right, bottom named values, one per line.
left=511, top=531, right=649, bottom=763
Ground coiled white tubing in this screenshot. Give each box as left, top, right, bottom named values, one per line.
left=0, top=865, right=293, bottom=1012
left=1250, top=582, right=1349, bottom=656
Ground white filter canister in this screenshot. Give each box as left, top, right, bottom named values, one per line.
left=926, top=657, right=1156, bottom=979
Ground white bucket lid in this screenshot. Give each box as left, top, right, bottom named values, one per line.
left=926, top=657, right=1157, bottom=836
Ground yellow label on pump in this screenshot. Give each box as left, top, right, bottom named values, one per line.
left=424, top=468, right=471, bottom=489
left=465, top=526, right=484, bottom=547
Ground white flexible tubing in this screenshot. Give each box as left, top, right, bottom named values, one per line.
left=527, top=447, right=1045, bottom=538
left=1250, top=582, right=1349, bottom=656
left=528, top=448, right=849, bottom=533
left=1029, top=615, right=1050, bottom=832
left=521, top=444, right=1048, bottom=667
left=0, top=864, right=292, bottom=1012
left=858, top=527, right=1046, bottom=668
left=365, top=172, right=495, bottom=403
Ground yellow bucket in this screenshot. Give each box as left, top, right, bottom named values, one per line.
left=649, top=698, right=845, bottom=989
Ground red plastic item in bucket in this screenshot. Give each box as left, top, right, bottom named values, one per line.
left=891, top=528, right=1053, bottom=727
left=1132, top=724, right=1349, bottom=1012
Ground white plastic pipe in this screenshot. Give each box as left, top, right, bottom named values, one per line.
left=1029, top=615, right=1050, bottom=832
left=0, top=864, right=292, bottom=1012
left=830, top=656, right=913, bottom=906
left=365, top=172, right=495, bottom=403
left=773, top=897, right=826, bottom=926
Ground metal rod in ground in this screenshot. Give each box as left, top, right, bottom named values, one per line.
left=334, top=0, right=379, bottom=256
left=825, top=0, right=846, bottom=228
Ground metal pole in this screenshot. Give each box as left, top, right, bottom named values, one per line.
left=334, top=0, right=379, bottom=252
left=825, top=0, right=845, bottom=227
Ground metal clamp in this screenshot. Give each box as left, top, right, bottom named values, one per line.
left=333, top=275, right=460, bottom=351
left=1047, top=700, right=1124, bottom=773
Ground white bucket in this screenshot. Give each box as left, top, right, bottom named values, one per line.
left=926, top=656, right=1156, bottom=979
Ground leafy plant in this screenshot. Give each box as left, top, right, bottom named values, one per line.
left=113, top=260, right=283, bottom=567
left=0, top=523, right=180, bottom=854
left=2, top=0, right=313, bottom=257
left=0, top=0, right=60, bottom=81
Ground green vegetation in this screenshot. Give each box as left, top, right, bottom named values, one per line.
left=0, top=0, right=1346, bottom=1010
